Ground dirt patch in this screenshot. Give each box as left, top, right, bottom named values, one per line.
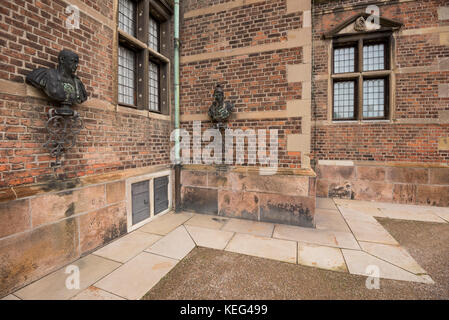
left=142, top=218, right=449, bottom=300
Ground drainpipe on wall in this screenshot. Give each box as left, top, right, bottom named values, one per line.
left=174, top=0, right=182, bottom=212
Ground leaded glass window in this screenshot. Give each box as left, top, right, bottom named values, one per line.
left=149, top=16, right=160, bottom=52
left=118, top=0, right=136, bottom=36
left=334, top=81, right=355, bottom=119
left=149, top=61, right=160, bottom=111
left=118, top=46, right=135, bottom=105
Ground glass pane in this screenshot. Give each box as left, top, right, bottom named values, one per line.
left=363, top=79, right=385, bottom=118
left=334, top=81, right=355, bottom=119
left=118, top=46, right=135, bottom=105
left=334, top=47, right=355, bottom=74
left=118, top=0, right=136, bottom=37
left=149, top=16, right=160, bottom=52
left=363, top=44, right=385, bottom=71
left=149, top=61, right=160, bottom=111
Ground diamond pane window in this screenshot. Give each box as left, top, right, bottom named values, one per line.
left=149, top=61, right=160, bottom=111
left=334, top=81, right=355, bottom=119
left=334, top=47, right=355, bottom=73
left=363, top=79, right=385, bottom=118
left=149, top=16, right=160, bottom=52
left=118, top=0, right=136, bottom=36
left=118, top=46, right=135, bottom=105
left=363, top=44, right=385, bottom=71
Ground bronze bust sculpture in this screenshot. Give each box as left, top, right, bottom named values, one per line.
left=26, top=49, right=87, bottom=115
left=208, top=84, right=234, bottom=128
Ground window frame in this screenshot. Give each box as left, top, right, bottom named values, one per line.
left=331, top=33, right=392, bottom=122
left=148, top=57, right=161, bottom=113
left=332, top=77, right=359, bottom=121
left=116, top=0, right=172, bottom=114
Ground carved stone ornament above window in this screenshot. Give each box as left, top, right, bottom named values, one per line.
left=323, top=13, right=403, bottom=39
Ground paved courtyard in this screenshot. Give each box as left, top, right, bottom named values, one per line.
left=2, top=198, right=449, bottom=300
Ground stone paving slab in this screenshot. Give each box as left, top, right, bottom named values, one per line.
left=273, top=224, right=360, bottom=250
left=333, top=198, right=378, bottom=208
left=315, top=208, right=351, bottom=233
left=225, top=233, right=297, bottom=264
left=316, top=197, right=338, bottom=210
left=342, top=249, right=434, bottom=284
left=338, top=206, right=383, bottom=221
left=95, top=252, right=178, bottom=300
left=298, top=243, right=348, bottom=272
left=8, top=198, right=448, bottom=299
left=222, top=218, right=275, bottom=237
left=14, top=255, right=121, bottom=300
left=138, top=212, right=193, bottom=236
left=434, top=210, right=449, bottom=223
left=1, top=294, right=20, bottom=300
left=359, top=242, right=427, bottom=275
left=185, top=225, right=235, bottom=250
left=145, top=226, right=195, bottom=260
left=184, top=214, right=229, bottom=230
left=93, top=231, right=162, bottom=263
left=344, top=218, right=399, bottom=245
left=378, top=205, right=446, bottom=223
left=70, top=286, right=125, bottom=300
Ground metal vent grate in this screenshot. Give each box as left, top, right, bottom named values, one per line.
left=131, top=180, right=150, bottom=225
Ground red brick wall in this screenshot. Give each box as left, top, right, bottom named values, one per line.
left=181, top=1, right=302, bottom=56
left=0, top=93, right=171, bottom=187
left=180, top=117, right=303, bottom=168
left=0, top=0, right=114, bottom=101
left=0, top=0, right=172, bottom=188
left=311, top=0, right=449, bottom=164
left=180, top=0, right=307, bottom=168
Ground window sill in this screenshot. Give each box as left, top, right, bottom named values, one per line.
left=117, top=105, right=170, bottom=121
left=118, top=29, right=171, bottom=64
left=331, top=119, right=391, bottom=124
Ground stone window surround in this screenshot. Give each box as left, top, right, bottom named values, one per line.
left=330, top=32, right=394, bottom=122
left=126, top=169, right=173, bottom=233
left=116, top=0, right=172, bottom=115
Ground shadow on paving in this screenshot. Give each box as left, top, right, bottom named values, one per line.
left=142, top=218, right=449, bottom=300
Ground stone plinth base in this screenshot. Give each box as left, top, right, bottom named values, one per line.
left=316, top=161, right=449, bottom=207
left=181, top=165, right=317, bottom=228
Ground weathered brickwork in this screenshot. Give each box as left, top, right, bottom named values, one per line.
left=0, top=93, right=171, bottom=187
left=0, top=0, right=174, bottom=297
left=0, top=0, right=172, bottom=188
left=312, top=0, right=449, bottom=160
left=312, top=124, right=449, bottom=163
left=181, top=117, right=303, bottom=168
left=181, top=1, right=302, bottom=56
left=0, top=0, right=114, bottom=102
left=312, top=0, right=449, bottom=204
left=181, top=48, right=303, bottom=115
left=180, top=0, right=311, bottom=168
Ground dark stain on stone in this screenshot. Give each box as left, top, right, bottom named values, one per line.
left=328, top=183, right=354, bottom=199
left=65, top=202, right=75, bottom=217
left=261, top=201, right=314, bottom=228
left=102, top=219, right=127, bottom=245
left=182, top=187, right=218, bottom=215
left=42, top=178, right=81, bottom=193
left=254, top=195, right=259, bottom=204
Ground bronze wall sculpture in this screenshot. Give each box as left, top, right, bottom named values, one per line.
left=27, top=49, right=87, bottom=161
left=208, top=84, right=234, bottom=129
